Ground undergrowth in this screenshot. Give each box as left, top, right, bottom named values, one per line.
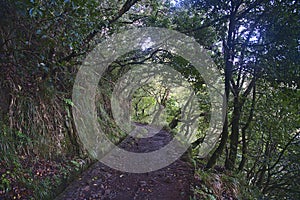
left=0, top=121, right=90, bottom=199
left=190, top=165, right=262, bottom=200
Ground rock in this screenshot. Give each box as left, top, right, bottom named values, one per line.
left=139, top=181, right=147, bottom=187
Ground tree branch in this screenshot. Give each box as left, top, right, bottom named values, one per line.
left=269, top=130, right=300, bottom=171
left=60, top=0, right=141, bottom=63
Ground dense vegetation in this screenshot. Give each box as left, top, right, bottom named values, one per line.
left=0, top=0, right=299, bottom=199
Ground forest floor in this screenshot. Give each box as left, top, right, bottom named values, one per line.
left=55, top=123, right=195, bottom=200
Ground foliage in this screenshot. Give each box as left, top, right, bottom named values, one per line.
left=0, top=0, right=137, bottom=198
left=192, top=169, right=240, bottom=200
left=1, top=0, right=299, bottom=199
left=244, top=82, right=300, bottom=199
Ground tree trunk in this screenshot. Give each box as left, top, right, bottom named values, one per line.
left=238, top=84, right=256, bottom=171
left=151, top=104, right=165, bottom=126
left=205, top=10, right=236, bottom=169
left=238, top=126, right=248, bottom=171
left=205, top=115, right=229, bottom=169
left=225, top=96, right=241, bottom=170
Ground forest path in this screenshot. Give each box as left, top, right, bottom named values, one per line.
left=55, top=123, right=194, bottom=200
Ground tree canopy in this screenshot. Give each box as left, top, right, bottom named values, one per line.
left=0, top=0, right=299, bottom=199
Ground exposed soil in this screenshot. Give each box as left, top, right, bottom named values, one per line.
left=55, top=123, right=194, bottom=200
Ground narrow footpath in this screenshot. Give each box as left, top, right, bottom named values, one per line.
left=55, top=123, right=194, bottom=200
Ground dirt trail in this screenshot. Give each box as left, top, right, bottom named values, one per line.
left=55, top=123, right=194, bottom=200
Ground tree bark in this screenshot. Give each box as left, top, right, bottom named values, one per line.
left=238, top=84, right=256, bottom=171
left=205, top=5, right=237, bottom=169
left=225, top=96, right=241, bottom=170
left=206, top=114, right=229, bottom=169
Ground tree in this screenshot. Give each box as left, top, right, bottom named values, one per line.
left=174, top=0, right=300, bottom=171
